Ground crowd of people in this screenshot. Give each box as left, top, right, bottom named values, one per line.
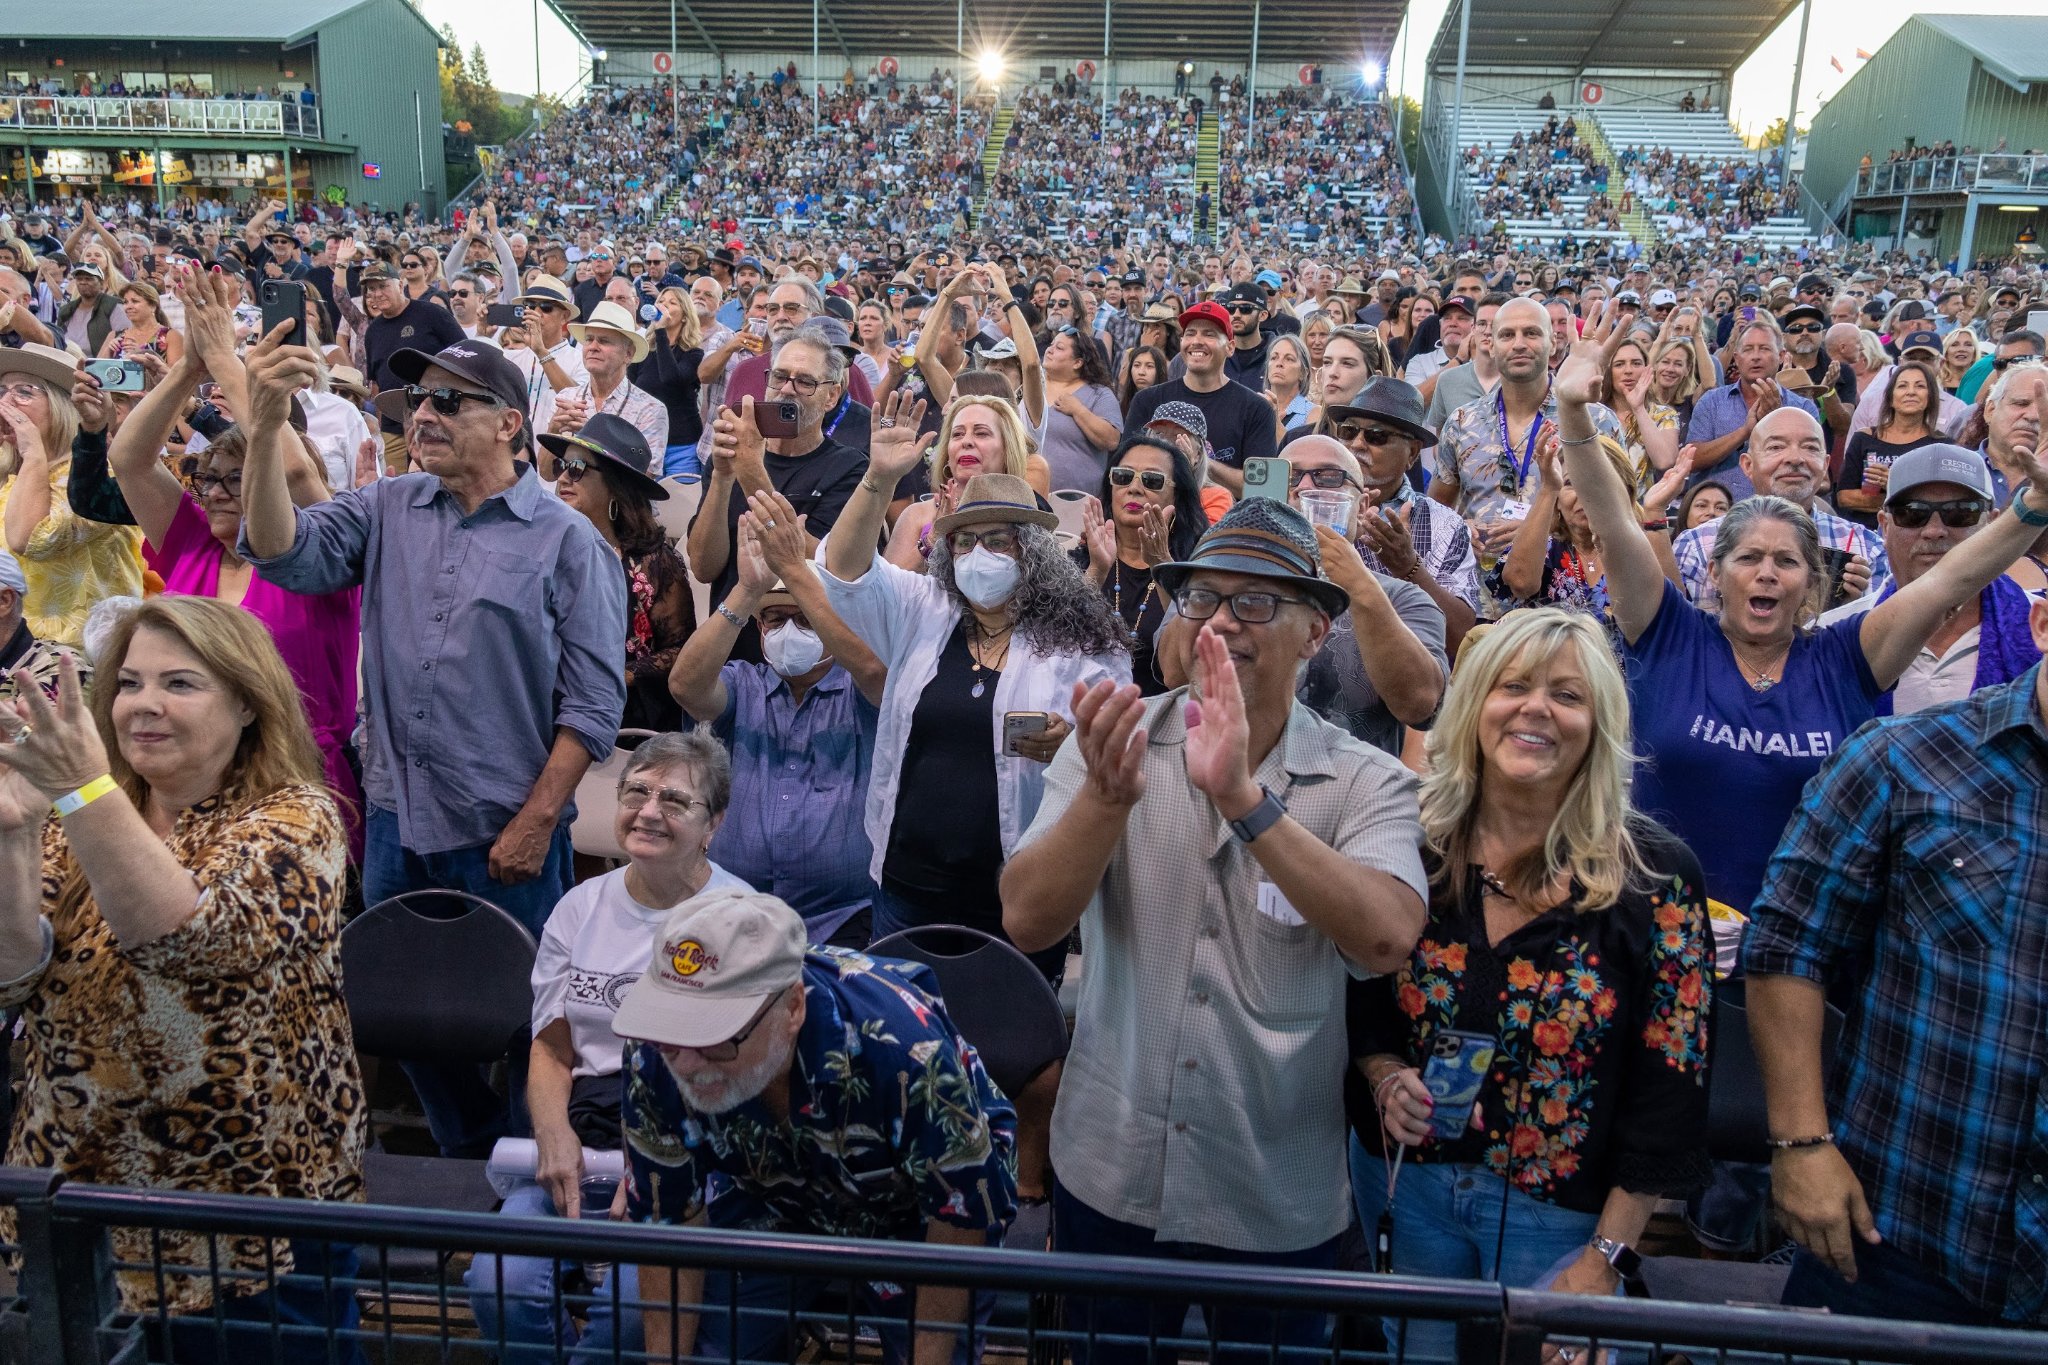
left=1463, top=115, right=1621, bottom=232
left=981, top=87, right=1202, bottom=244
left=1615, top=147, right=1800, bottom=242
left=0, top=68, right=2045, bottom=1365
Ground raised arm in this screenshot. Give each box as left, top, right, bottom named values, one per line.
left=825, top=390, right=929, bottom=584
left=748, top=491, right=888, bottom=706
left=102, top=353, right=198, bottom=550
left=238, top=321, right=314, bottom=560
left=1553, top=339, right=1667, bottom=643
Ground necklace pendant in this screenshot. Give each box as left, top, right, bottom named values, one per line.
left=1753, top=674, right=1775, bottom=691
left=970, top=680, right=985, bottom=699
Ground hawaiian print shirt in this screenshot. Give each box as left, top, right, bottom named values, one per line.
left=1437, top=389, right=1626, bottom=528
left=1352, top=833, right=1713, bottom=1213
left=0, top=618, right=89, bottom=703
left=623, top=947, right=1018, bottom=1240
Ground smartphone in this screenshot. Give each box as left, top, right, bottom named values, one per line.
left=753, top=398, right=803, bottom=439
left=1240, top=457, right=1290, bottom=501
left=932, top=251, right=953, bottom=268
left=485, top=302, right=523, bottom=328
left=258, top=279, right=308, bottom=349
left=1818, top=546, right=1852, bottom=606
left=1002, top=711, right=1052, bottom=757
left=1420, top=1029, right=1497, bottom=1140
left=82, top=357, right=145, bottom=393
left=1738, top=304, right=1759, bottom=324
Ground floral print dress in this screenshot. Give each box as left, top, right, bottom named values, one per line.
left=1352, top=828, right=1713, bottom=1212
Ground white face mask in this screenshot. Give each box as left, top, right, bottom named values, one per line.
left=762, top=620, right=826, bottom=677
left=952, top=543, right=1021, bottom=610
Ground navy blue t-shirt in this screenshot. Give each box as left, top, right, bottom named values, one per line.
left=1623, top=580, right=1881, bottom=913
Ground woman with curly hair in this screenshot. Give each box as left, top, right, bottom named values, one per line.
left=1350, top=608, right=1712, bottom=1361
left=822, top=390, right=1130, bottom=979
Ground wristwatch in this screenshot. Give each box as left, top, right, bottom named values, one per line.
left=2013, top=483, right=2048, bottom=527
left=1227, top=785, right=1287, bottom=844
left=1588, top=1235, right=1643, bottom=1284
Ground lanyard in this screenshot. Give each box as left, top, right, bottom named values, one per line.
left=1495, top=388, right=1546, bottom=490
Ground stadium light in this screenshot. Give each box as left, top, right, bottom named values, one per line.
left=978, top=50, right=1005, bottom=82
left=1181, top=61, right=1195, bottom=75
left=1361, top=60, right=1383, bottom=87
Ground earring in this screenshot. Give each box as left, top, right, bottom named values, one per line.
left=608, top=498, right=618, bottom=523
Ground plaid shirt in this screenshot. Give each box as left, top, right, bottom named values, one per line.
left=1354, top=489, right=1482, bottom=616
left=1744, top=665, right=2048, bottom=1322
left=1672, top=506, right=1890, bottom=615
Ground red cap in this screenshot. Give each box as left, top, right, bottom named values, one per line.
left=1179, top=301, right=1231, bottom=334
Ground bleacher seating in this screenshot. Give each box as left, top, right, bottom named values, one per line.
left=1591, top=108, right=1814, bottom=249
left=1452, top=109, right=1633, bottom=248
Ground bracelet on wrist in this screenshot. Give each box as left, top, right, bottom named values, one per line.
left=1766, top=1132, right=1835, bottom=1151
left=716, top=604, right=747, bottom=629
left=52, top=775, right=118, bottom=819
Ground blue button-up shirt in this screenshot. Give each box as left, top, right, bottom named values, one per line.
left=244, top=466, right=626, bottom=854
left=1682, top=382, right=1822, bottom=501
left=708, top=661, right=877, bottom=933
left=1745, top=665, right=2048, bottom=1322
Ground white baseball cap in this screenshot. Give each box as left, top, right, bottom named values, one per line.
left=611, top=889, right=806, bottom=1048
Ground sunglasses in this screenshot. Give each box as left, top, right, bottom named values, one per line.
left=1331, top=420, right=1408, bottom=450
left=556, top=458, right=595, bottom=484
left=1992, top=355, right=2043, bottom=372
left=402, top=259, right=424, bottom=269
left=406, top=385, right=499, bottom=416
left=1783, top=322, right=1824, bottom=335
left=1109, top=466, right=1168, bottom=492
left=1226, top=303, right=1261, bottom=315
left=1889, top=498, right=1987, bottom=529
left=1292, top=466, right=1365, bottom=492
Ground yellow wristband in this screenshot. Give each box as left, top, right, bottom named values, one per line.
left=52, top=775, right=118, bottom=819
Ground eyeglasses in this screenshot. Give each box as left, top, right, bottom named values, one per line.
left=1330, top=421, right=1403, bottom=450
left=767, top=369, right=827, bottom=395
left=1889, top=498, right=1988, bottom=529
left=1109, top=466, right=1168, bottom=492
left=947, top=526, right=1021, bottom=556
left=193, top=470, right=243, bottom=498
left=406, top=385, right=500, bottom=416
left=557, top=458, right=594, bottom=485
left=1292, top=465, right=1365, bottom=491
left=1992, top=355, right=2043, bottom=372
left=765, top=301, right=810, bottom=317
left=618, top=779, right=709, bottom=821
left=1174, top=587, right=1307, bottom=624
left=1783, top=322, right=1824, bottom=335
left=0, top=383, right=46, bottom=403
left=663, top=990, right=786, bottom=1062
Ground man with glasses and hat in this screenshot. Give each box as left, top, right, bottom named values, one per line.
left=1777, top=301, right=1857, bottom=448
left=241, top=335, right=626, bottom=1158
left=1307, top=377, right=1480, bottom=657
left=1003, top=496, right=1426, bottom=1357
left=1219, top=282, right=1272, bottom=389
left=573, top=240, right=620, bottom=321
left=356, top=261, right=468, bottom=476
left=251, top=223, right=311, bottom=284
left=57, top=263, right=120, bottom=357
left=617, top=888, right=1017, bottom=1365
left=540, top=300, right=666, bottom=470
left=1818, top=444, right=2040, bottom=714
left=499, top=273, right=589, bottom=432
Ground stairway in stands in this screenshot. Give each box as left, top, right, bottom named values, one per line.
left=1573, top=116, right=1656, bottom=248
left=1195, top=110, right=1221, bottom=240
left=976, top=101, right=1013, bottom=225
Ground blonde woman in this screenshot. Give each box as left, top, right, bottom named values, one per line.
left=1937, top=328, right=1980, bottom=395
left=882, top=393, right=1039, bottom=571
left=1647, top=339, right=1707, bottom=430
left=0, top=346, right=143, bottom=648
left=1351, top=608, right=1711, bottom=1360
left=630, top=285, right=708, bottom=478
left=99, top=281, right=183, bottom=365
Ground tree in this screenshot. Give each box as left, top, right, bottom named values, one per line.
left=1752, top=117, right=1808, bottom=152
left=438, top=24, right=518, bottom=148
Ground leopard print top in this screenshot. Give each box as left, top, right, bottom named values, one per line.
left=0, top=783, right=366, bottom=1314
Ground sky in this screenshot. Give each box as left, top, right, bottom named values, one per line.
left=419, top=0, right=2043, bottom=141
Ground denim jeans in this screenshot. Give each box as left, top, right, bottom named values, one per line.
left=1051, top=1180, right=1342, bottom=1365
left=361, top=806, right=573, bottom=1157
left=1378, top=1161, right=1600, bottom=1363
left=869, top=883, right=1066, bottom=985
left=463, top=1182, right=642, bottom=1363
left=1782, top=1239, right=2006, bottom=1326
left=146, top=1240, right=365, bottom=1365
left=690, top=1191, right=995, bottom=1365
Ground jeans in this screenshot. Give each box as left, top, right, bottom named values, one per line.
left=146, top=1240, right=365, bottom=1365
left=1379, top=1162, right=1600, bottom=1363
left=464, top=1182, right=642, bottom=1362
left=870, top=883, right=1067, bottom=985
left=691, top=1191, right=995, bottom=1365
left=1782, top=1239, right=2007, bottom=1326
left=361, top=807, right=574, bottom=1157
left=1052, top=1181, right=1341, bottom=1365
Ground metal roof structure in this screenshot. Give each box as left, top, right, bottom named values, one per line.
left=1913, top=13, right=2048, bottom=89
left=0, top=0, right=441, bottom=47
left=547, top=0, right=1406, bottom=67
left=1425, top=0, right=1802, bottom=76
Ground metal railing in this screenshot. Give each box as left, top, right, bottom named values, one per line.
left=1855, top=152, right=2048, bottom=198
left=0, top=94, right=321, bottom=140
left=4, top=1171, right=2047, bottom=1365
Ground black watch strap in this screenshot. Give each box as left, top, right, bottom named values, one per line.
left=1227, top=786, right=1286, bottom=844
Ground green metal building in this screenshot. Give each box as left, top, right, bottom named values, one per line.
left=1, top=0, right=448, bottom=213
left=1803, top=14, right=2048, bottom=263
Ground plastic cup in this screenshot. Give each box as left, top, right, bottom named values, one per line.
left=579, top=1176, right=619, bottom=1286
left=1298, top=488, right=1355, bottom=533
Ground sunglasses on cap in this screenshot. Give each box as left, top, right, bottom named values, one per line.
left=406, top=385, right=500, bottom=417
left=1109, top=466, right=1168, bottom=492
left=1889, top=498, right=1987, bottom=529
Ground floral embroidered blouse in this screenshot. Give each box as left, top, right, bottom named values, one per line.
left=1351, top=827, right=1713, bottom=1213
left=0, top=783, right=366, bottom=1313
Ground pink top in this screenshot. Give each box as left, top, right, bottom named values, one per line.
left=146, top=495, right=364, bottom=856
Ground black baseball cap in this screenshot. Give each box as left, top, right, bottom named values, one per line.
left=388, top=340, right=529, bottom=425
left=1220, top=282, right=1266, bottom=309
left=1795, top=272, right=1829, bottom=293
left=1120, top=270, right=1145, bottom=286
left=1779, top=304, right=1827, bottom=327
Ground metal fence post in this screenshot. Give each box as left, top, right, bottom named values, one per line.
left=11, top=1173, right=118, bottom=1365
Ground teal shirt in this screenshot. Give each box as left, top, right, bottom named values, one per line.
left=1957, top=353, right=1996, bottom=404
